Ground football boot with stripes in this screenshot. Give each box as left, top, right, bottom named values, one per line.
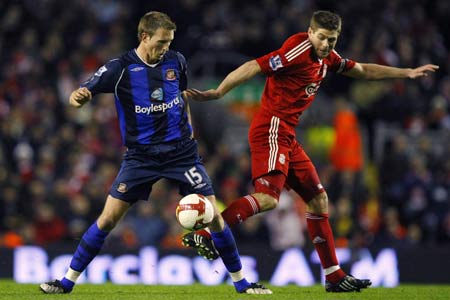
left=39, top=280, right=72, bottom=294
left=182, top=231, right=219, bottom=260
left=325, top=274, right=371, bottom=292
left=237, top=282, right=273, bottom=294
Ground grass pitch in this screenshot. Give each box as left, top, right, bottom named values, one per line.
left=0, top=280, right=449, bottom=300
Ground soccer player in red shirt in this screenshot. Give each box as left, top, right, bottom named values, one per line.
left=184, top=10, right=438, bottom=292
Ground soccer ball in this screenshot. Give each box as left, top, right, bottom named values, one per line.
left=176, top=194, right=214, bottom=230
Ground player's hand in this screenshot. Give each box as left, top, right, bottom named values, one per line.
left=408, top=64, right=439, bottom=79
left=69, top=87, right=92, bottom=108
left=184, top=88, right=221, bottom=101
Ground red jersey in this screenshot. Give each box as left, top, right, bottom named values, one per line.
left=255, top=32, right=355, bottom=127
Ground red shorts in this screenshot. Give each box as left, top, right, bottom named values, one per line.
left=249, top=113, right=325, bottom=202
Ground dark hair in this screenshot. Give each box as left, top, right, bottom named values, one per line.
left=310, top=10, right=342, bottom=33
left=137, top=11, right=176, bottom=42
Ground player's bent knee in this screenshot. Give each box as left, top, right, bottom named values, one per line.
left=306, top=191, right=329, bottom=214
left=205, top=195, right=226, bottom=232
left=208, top=213, right=225, bottom=232
left=96, top=215, right=118, bottom=231
left=97, top=209, right=124, bottom=231
left=97, top=195, right=130, bottom=231
left=253, top=192, right=278, bottom=211
left=253, top=173, right=285, bottom=211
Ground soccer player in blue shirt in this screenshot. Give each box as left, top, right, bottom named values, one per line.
left=40, top=11, right=271, bottom=295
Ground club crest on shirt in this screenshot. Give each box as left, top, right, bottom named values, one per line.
left=151, top=88, right=164, bottom=101
left=117, top=183, right=127, bottom=193
left=165, top=69, right=176, bottom=80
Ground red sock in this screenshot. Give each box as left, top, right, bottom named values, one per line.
left=222, top=195, right=260, bottom=226
left=196, top=195, right=260, bottom=238
left=306, top=212, right=346, bottom=283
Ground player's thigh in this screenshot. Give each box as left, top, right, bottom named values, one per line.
left=109, top=154, right=162, bottom=203
left=286, top=141, right=325, bottom=202
left=161, top=139, right=222, bottom=229
left=250, top=140, right=291, bottom=180
left=165, top=139, right=215, bottom=197
left=171, top=161, right=214, bottom=197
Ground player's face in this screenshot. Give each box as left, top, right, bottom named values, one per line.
left=308, top=27, right=339, bottom=59
left=142, top=28, right=174, bottom=63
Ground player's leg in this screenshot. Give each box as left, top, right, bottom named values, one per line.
left=305, top=192, right=371, bottom=292
left=182, top=172, right=285, bottom=257
left=205, top=195, right=271, bottom=294
left=183, top=130, right=289, bottom=255
left=286, top=141, right=371, bottom=292
left=193, top=129, right=291, bottom=232
left=187, top=114, right=290, bottom=238
left=217, top=116, right=292, bottom=225
left=220, top=172, right=285, bottom=224
left=172, top=139, right=271, bottom=294
left=40, top=195, right=130, bottom=293
left=40, top=149, right=157, bottom=294
left=180, top=196, right=272, bottom=293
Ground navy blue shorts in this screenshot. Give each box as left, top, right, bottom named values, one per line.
left=109, top=138, right=214, bottom=203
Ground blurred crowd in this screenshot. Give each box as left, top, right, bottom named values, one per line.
left=0, top=0, right=449, bottom=251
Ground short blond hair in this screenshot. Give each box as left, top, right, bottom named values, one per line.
left=137, top=11, right=176, bottom=42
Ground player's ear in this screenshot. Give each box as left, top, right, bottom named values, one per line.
left=141, top=32, right=151, bottom=43
left=308, top=27, right=314, bottom=37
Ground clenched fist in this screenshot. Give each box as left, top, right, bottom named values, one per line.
left=69, top=87, right=92, bottom=108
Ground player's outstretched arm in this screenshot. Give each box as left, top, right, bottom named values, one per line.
left=69, top=87, right=92, bottom=108
left=343, top=62, right=439, bottom=80
left=185, top=60, right=262, bottom=101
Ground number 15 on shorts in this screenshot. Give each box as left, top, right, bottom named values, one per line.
left=184, top=166, right=203, bottom=186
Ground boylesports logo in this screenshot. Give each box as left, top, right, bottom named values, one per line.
left=135, top=97, right=181, bottom=114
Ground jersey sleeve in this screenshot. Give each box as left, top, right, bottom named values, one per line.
left=176, top=52, right=188, bottom=91
left=255, top=35, right=308, bottom=75
left=328, top=50, right=356, bottom=73
left=81, top=58, right=124, bottom=95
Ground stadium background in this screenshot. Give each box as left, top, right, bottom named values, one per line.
left=0, top=0, right=449, bottom=286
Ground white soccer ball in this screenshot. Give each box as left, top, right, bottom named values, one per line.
left=176, top=194, right=214, bottom=230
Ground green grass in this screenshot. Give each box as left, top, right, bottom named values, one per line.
left=0, top=280, right=449, bottom=300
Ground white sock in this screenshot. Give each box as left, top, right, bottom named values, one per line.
left=230, top=270, right=245, bottom=282
left=324, top=265, right=341, bottom=275
left=65, top=267, right=81, bottom=283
